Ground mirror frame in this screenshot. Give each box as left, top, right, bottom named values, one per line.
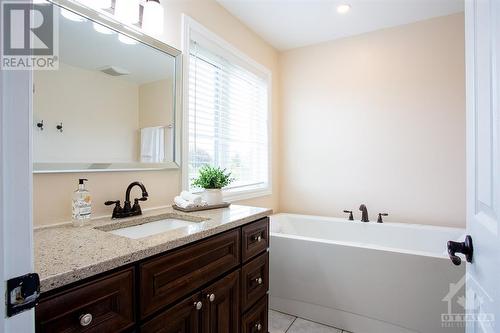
left=34, top=0, right=183, bottom=173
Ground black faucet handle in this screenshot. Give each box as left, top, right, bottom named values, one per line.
left=377, top=213, right=388, bottom=223
left=105, top=200, right=123, bottom=219
left=343, top=210, right=354, bottom=221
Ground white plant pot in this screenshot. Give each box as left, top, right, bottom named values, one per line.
left=201, top=189, right=223, bottom=205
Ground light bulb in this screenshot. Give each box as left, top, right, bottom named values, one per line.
left=118, top=34, right=138, bottom=45
left=61, top=8, right=87, bottom=22
left=337, top=4, right=351, bottom=14
left=115, top=0, right=140, bottom=24
left=93, top=22, right=114, bottom=34
left=142, top=0, right=164, bottom=37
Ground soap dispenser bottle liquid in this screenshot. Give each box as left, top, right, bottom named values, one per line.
left=72, top=178, right=92, bottom=227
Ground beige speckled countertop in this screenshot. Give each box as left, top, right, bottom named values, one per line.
left=34, top=205, right=272, bottom=293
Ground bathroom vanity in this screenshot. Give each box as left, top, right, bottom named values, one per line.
left=34, top=206, right=271, bottom=333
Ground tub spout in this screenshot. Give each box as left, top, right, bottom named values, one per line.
left=359, top=204, right=369, bottom=222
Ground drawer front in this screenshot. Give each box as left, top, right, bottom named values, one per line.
left=241, top=295, right=268, bottom=333
left=140, top=229, right=240, bottom=319
left=141, top=293, right=202, bottom=333
left=241, top=218, right=269, bottom=262
left=36, top=268, right=134, bottom=333
left=241, top=252, right=269, bottom=312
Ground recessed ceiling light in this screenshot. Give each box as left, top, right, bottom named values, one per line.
left=337, top=4, right=351, bottom=14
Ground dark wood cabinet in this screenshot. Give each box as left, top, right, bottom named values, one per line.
left=36, top=217, right=269, bottom=333
left=140, top=229, right=240, bottom=319
left=242, top=218, right=269, bottom=263
left=241, top=295, right=268, bottom=333
left=141, top=293, right=202, bottom=333
left=241, top=252, right=269, bottom=313
left=202, top=270, right=240, bottom=333
left=36, top=268, right=134, bottom=333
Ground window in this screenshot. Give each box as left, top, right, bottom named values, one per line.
left=184, top=21, right=271, bottom=200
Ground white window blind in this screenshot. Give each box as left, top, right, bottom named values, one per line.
left=188, top=39, right=270, bottom=195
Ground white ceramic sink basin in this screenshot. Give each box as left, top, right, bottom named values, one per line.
left=108, top=218, right=197, bottom=239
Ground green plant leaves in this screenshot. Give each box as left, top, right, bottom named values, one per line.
left=191, top=165, right=235, bottom=189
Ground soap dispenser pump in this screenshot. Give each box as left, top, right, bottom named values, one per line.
left=72, top=178, right=92, bottom=227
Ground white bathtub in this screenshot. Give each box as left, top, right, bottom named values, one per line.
left=269, top=213, right=466, bottom=333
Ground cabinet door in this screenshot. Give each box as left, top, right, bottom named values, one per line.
left=141, top=293, right=202, bottom=333
left=202, top=270, right=240, bottom=333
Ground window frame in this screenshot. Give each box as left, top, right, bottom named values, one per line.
left=181, top=15, right=272, bottom=202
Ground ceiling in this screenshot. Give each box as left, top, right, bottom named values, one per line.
left=58, top=6, right=175, bottom=84
left=216, top=0, right=464, bottom=50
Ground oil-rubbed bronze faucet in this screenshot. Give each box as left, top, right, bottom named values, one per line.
left=359, top=204, right=369, bottom=222
left=105, top=181, right=149, bottom=219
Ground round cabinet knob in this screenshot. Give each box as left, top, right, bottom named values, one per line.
left=194, top=301, right=203, bottom=310
left=257, top=235, right=262, bottom=242
left=255, top=323, right=262, bottom=331
left=79, top=313, right=93, bottom=327
left=207, top=293, right=216, bottom=302
left=255, top=277, right=263, bottom=285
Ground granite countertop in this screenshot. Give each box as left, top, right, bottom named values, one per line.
left=34, top=205, right=272, bottom=293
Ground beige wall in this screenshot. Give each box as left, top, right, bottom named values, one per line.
left=33, top=0, right=280, bottom=226
left=34, top=62, right=139, bottom=163
left=139, top=79, right=173, bottom=129
left=139, top=79, right=174, bottom=161
left=279, top=14, right=466, bottom=228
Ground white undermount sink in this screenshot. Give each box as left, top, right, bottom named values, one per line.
left=107, top=218, right=198, bottom=239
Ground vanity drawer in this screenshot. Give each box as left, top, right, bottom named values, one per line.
left=140, top=229, right=240, bottom=319
left=241, top=252, right=269, bottom=312
left=241, top=218, right=269, bottom=263
left=241, top=295, right=268, bottom=333
left=36, top=268, right=134, bottom=333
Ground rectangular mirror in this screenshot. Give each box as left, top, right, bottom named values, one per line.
left=33, top=0, right=182, bottom=173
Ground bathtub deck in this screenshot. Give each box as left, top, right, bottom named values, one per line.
left=270, top=309, right=353, bottom=333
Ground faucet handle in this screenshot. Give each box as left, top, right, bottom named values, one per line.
left=377, top=213, right=388, bottom=223
left=343, top=210, right=354, bottom=221
left=105, top=200, right=123, bottom=219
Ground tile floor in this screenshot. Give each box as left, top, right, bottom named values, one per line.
left=269, top=310, right=353, bottom=333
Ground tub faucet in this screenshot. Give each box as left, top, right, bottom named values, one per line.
left=359, top=204, right=369, bottom=222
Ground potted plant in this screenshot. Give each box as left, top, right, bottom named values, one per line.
left=191, top=165, right=235, bottom=205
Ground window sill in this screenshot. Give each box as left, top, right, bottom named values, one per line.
left=191, top=186, right=271, bottom=202
left=223, top=186, right=272, bottom=202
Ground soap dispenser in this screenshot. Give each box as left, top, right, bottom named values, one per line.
left=72, top=178, right=92, bottom=227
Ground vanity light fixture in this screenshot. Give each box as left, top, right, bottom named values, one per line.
left=61, top=8, right=87, bottom=22
left=93, top=22, right=115, bottom=34
left=337, top=4, right=351, bottom=14
left=142, top=0, right=164, bottom=37
left=118, top=34, right=138, bottom=45
left=115, top=0, right=140, bottom=24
